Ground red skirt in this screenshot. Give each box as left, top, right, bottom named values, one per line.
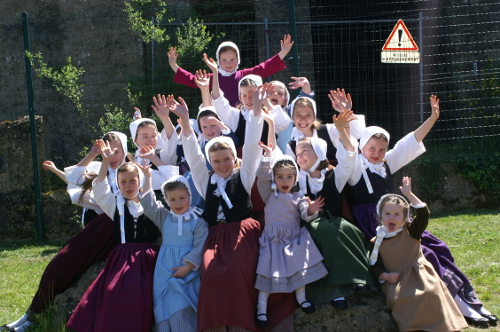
left=66, top=243, right=159, bottom=332
left=197, top=218, right=297, bottom=331
left=30, top=213, right=118, bottom=313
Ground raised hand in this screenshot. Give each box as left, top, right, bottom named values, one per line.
left=90, top=139, right=102, bottom=156
left=138, top=145, right=156, bottom=160
left=151, top=94, right=169, bottom=121
left=252, top=82, right=275, bottom=118
left=279, top=34, right=294, bottom=59
left=333, top=109, right=355, bottom=130
left=166, top=95, right=189, bottom=120
left=136, top=160, right=152, bottom=178
left=98, top=139, right=117, bottom=163
left=194, top=69, right=210, bottom=90
left=288, top=76, right=310, bottom=90
left=307, top=195, right=325, bottom=215
left=328, top=88, right=352, bottom=113
left=42, top=160, right=57, bottom=172
left=429, top=95, right=440, bottom=119
left=258, top=141, right=273, bottom=157
left=133, top=107, right=142, bottom=120
left=168, top=47, right=179, bottom=67
left=203, top=53, right=218, bottom=73
left=399, top=176, right=412, bottom=197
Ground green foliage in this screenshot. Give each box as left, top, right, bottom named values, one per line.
left=123, top=0, right=171, bottom=43
left=452, top=152, right=500, bottom=202
left=27, top=52, right=95, bottom=134
left=174, top=18, right=214, bottom=70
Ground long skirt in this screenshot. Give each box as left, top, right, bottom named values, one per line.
left=304, top=211, right=377, bottom=304
left=197, top=218, right=297, bottom=331
left=29, top=213, right=118, bottom=313
left=66, top=243, right=159, bottom=332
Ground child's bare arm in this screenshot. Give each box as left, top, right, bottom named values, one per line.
left=414, top=95, right=440, bottom=143
left=43, top=160, right=68, bottom=184
left=76, top=140, right=101, bottom=167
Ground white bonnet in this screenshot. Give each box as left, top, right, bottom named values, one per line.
left=270, top=80, right=291, bottom=106
left=359, top=126, right=390, bottom=151
left=204, top=136, right=237, bottom=165
left=302, top=137, right=327, bottom=172
left=376, top=193, right=411, bottom=222
left=238, top=74, right=263, bottom=101
left=290, top=96, right=317, bottom=117
left=216, top=41, right=240, bottom=66
left=103, top=131, right=128, bottom=163
left=129, top=118, right=157, bottom=148
left=160, top=174, right=192, bottom=206
left=270, top=154, right=299, bottom=185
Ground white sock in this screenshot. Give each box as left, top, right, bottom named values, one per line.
left=478, top=306, right=492, bottom=316
left=257, top=291, right=269, bottom=317
left=6, top=312, right=29, bottom=328
left=14, top=321, right=33, bottom=332
left=295, top=286, right=310, bottom=307
left=454, top=295, right=482, bottom=318
left=333, top=297, right=345, bottom=302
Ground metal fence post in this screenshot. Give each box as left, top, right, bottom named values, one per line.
left=22, top=12, right=44, bottom=242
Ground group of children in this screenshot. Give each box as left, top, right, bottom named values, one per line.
left=2, top=34, right=497, bottom=332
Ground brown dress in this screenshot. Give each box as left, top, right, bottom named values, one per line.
left=372, top=206, right=468, bottom=332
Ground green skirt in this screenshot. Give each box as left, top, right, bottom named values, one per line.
left=304, top=210, right=377, bottom=304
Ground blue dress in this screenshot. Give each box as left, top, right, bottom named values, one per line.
left=153, top=213, right=203, bottom=323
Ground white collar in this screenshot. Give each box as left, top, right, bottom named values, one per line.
left=298, top=168, right=326, bottom=196
left=369, top=224, right=405, bottom=265
left=170, top=207, right=203, bottom=235
left=218, top=66, right=238, bottom=77
left=210, top=171, right=236, bottom=209
left=359, top=154, right=387, bottom=194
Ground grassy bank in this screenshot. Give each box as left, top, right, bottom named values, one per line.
left=1, top=208, right=499, bottom=331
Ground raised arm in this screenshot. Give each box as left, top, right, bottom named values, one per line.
left=76, top=140, right=101, bottom=167
left=43, top=160, right=68, bottom=184
left=166, top=95, right=193, bottom=138
left=168, top=47, right=180, bottom=73
left=152, top=94, right=175, bottom=140
left=414, top=95, right=440, bottom=143
left=194, top=69, right=212, bottom=108
left=203, top=53, right=221, bottom=100
left=289, top=76, right=312, bottom=95
left=278, top=34, right=294, bottom=60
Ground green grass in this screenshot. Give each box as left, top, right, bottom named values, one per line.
left=0, top=209, right=499, bottom=331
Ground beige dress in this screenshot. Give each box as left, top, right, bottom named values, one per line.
left=373, top=207, right=468, bottom=332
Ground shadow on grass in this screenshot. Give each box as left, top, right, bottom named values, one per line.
left=431, top=207, right=500, bottom=219
left=0, top=238, right=65, bottom=255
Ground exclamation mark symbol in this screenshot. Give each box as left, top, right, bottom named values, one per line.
left=398, top=29, right=403, bottom=46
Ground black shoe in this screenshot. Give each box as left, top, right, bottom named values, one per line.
left=481, top=313, right=498, bottom=324
left=355, top=283, right=371, bottom=294
left=299, top=301, right=316, bottom=314
left=331, top=299, right=348, bottom=310
left=255, top=313, right=269, bottom=328
left=464, top=315, right=490, bottom=327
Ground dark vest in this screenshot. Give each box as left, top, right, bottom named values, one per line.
left=113, top=203, right=158, bottom=243
left=348, top=163, right=394, bottom=204
left=301, top=169, right=343, bottom=216
left=203, top=171, right=252, bottom=226
left=234, top=112, right=268, bottom=147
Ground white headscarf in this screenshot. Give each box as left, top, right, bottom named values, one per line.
left=358, top=126, right=391, bottom=194
left=298, top=137, right=328, bottom=196
left=161, top=175, right=202, bottom=235
left=104, top=131, right=128, bottom=192
left=129, top=118, right=157, bottom=148
left=197, top=106, right=221, bottom=147
left=204, top=136, right=238, bottom=209
left=216, top=41, right=240, bottom=76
